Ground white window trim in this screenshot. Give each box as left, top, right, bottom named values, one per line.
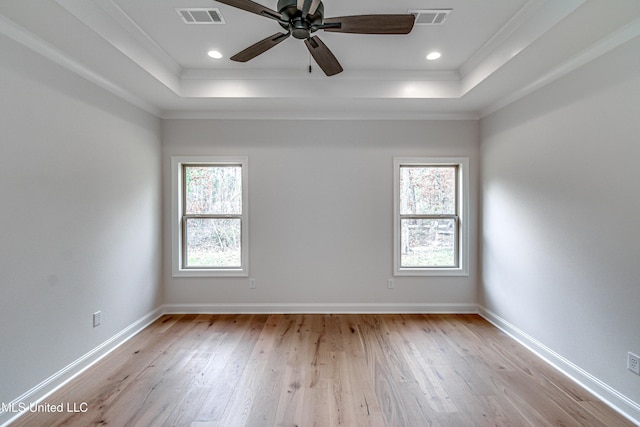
left=171, top=156, right=249, bottom=277
left=393, top=157, right=469, bottom=277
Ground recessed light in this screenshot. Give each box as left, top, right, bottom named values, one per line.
left=426, top=51, right=442, bottom=61
left=208, top=50, right=223, bottom=59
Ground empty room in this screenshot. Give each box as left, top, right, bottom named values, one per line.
left=1, top=0, right=639, bottom=425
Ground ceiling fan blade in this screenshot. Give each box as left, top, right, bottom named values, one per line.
left=323, top=15, right=415, bottom=34
left=215, top=0, right=281, bottom=21
left=309, top=0, right=321, bottom=15
left=304, top=36, right=343, bottom=76
left=230, top=32, right=290, bottom=62
left=297, top=0, right=320, bottom=17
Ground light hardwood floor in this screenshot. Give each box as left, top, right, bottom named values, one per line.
left=11, top=314, right=634, bottom=426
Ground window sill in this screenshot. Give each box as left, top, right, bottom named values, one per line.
left=172, top=268, right=248, bottom=278
left=394, top=267, right=469, bottom=277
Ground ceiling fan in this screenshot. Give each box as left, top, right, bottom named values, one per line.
left=214, top=0, right=416, bottom=76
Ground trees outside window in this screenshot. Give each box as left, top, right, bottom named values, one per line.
left=183, top=165, right=243, bottom=268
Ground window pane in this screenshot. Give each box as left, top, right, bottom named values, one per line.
left=400, top=166, right=456, bottom=215
left=400, top=218, right=456, bottom=267
left=185, top=166, right=242, bottom=215
left=185, top=218, right=241, bottom=267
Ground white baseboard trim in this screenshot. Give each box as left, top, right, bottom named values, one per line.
left=478, top=306, right=640, bottom=426
left=163, top=302, right=479, bottom=314
left=1, top=306, right=164, bottom=427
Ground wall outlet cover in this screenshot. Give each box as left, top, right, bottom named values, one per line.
left=628, top=352, right=640, bottom=375
left=93, top=311, right=102, bottom=327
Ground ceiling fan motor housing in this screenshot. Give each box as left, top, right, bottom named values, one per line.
left=277, top=0, right=324, bottom=39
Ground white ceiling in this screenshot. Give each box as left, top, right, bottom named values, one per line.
left=1, top=0, right=639, bottom=119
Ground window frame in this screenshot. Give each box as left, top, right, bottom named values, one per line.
left=393, top=157, right=469, bottom=277
left=171, top=156, right=249, bottom=277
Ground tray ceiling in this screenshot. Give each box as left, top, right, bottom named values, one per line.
left=1, top=0, right=639, bottom=119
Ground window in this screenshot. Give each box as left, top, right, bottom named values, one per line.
left=393, top=157, right=468, bottom=276
left=172, top=156, right=248, bottom=277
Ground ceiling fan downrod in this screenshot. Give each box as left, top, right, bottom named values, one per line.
left=278, top=0, right=324, bottom=39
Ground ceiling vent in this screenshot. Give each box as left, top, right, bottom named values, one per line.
left=408, top=9, right=452, bottom=25
left=176, top=8, right=226, bottom=24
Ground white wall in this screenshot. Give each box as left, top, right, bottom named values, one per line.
left=480, top=36, right=640, bottom=417
left=0, top=34, right=163, bottom=411
left=163, top=119, right=479, bottom=311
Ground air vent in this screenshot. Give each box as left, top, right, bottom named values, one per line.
left=408, top=9, right=452, bottom=25
left=176, top=8, right=225, bottom=24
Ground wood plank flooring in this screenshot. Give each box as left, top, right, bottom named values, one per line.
left=11, top=314, right=634, bottom=427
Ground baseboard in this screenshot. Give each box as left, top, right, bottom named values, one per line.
left=163, top=302, right=479, bottom=314
left=478, top=306, right=640, bottom=426
left=1, top=306, right=164, bottom=427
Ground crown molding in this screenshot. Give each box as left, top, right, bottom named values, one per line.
left=181, top=68, right=461, bottom=82
left=481, top=16, right=640, bottom=118
left=161, top=109, right=480, bottom=121
left=460, top=0, right=585, bottom=96
left=0, top=14, right=162, bottom=117
left=55, top=0, right=183, bottom=94
left=460, top=0, right=547, bottom=78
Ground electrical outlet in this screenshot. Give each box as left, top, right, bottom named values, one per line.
left=387, top=279, right=395, bottom=289
left=93, top=311, right=102, bottom=328
left=249, top=278, right=256, bottom=289
left=629, top=352, right=640, bottom=375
